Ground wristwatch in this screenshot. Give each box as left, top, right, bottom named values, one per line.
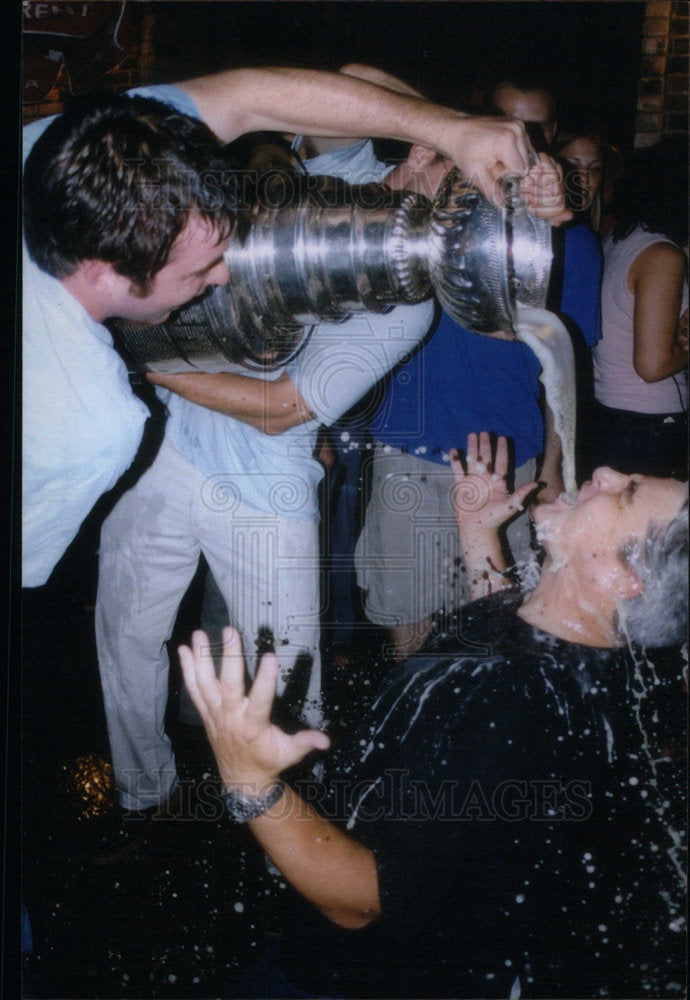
left=222, top=781, right=285, bottom=823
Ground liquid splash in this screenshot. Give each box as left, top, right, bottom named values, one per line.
left=616, top=606, right=687, bottom=896
left=515, top=306, right=577, bottom=498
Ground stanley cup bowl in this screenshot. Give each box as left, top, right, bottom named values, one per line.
left=427, top=169, right=552, bottom=336
left=110, top=167, right=552, bottom=373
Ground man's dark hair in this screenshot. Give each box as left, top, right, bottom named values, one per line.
left=23, top=91, right=239, bottom=293
left=487, top=71, right=559, bottom=155
left=488, top=67, right=559, bottom=109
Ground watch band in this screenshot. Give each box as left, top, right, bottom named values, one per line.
left=222, top=781, right=285, bottom=823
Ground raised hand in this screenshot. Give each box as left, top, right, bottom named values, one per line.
left=179, top=627, right=330, bottom=792
left=451, top=432, right=538, bottom=535
left=450, top=433, right=539, bottom=599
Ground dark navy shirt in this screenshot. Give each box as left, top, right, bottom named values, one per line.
left=279, top=592, right=685, bottom=998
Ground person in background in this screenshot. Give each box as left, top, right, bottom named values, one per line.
left=179, top=435, right=688, bottom=999
left=491, top=72, right=559, bottom=146
left=282, top=66, right=574, bottom=662
left=488, top=75, right=602, bottom=356
left=355, top=148, right=559, bottom=660
left=490, top=75, right=604, bottom=482
left=552, top=122, right=604, bottom=231
left=587, top=139, right=688, bottom=480
left=551, top=123, right=625, bottom=240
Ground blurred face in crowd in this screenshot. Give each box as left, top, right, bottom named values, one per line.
left=492, top=84, right=557, bottom=146
left=559, top=136, right=603, bottom=208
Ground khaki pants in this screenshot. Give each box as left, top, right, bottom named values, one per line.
left=355, top=443, right=536, bottom=627
left=96, top=436, right=322, bottom=811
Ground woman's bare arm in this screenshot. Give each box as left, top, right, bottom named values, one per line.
left=629, top=241, right=688, bottom=382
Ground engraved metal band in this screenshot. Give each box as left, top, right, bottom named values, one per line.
left=222, top=782, right=285, bottom=823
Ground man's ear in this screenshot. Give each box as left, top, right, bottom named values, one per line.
left=80, top=259, right=122, bottom=293
left=79, top=260, right=113, bottom=289
left=607, top=563, right=644, bottom=600
left=408, top=144, right=438, bottom=169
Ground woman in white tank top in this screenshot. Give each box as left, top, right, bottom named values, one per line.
left=586, top=140, right=688, bottom=480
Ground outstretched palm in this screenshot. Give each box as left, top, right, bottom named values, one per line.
left=179, top=628, right=329, bottom=791
left=451, top=431, right=538, bottom=536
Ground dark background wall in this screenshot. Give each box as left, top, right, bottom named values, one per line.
left=23, top=1, right=647, bottom=150
left=146, top=1, right=645, bottom=148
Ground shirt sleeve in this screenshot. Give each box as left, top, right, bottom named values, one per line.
left=125, top=84, right=201, bottom=120
left=288, top=301, right=434, bottom=427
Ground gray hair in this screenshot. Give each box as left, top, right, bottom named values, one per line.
left=618, top=498, right=688, bottom=648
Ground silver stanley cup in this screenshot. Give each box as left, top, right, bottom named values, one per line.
left=111, top=168, right=552, bottom=373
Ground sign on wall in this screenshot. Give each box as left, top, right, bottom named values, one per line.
left=23, top=0, right=128, bottom=102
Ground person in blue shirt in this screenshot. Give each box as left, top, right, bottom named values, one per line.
left=336, top=143, right=600, bottom=660
left=289, top=68, right=598, bottom=661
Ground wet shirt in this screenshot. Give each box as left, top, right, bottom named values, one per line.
left=279, top=592, right=686, bottom=998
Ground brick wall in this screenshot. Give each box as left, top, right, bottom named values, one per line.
left=635, top=0, right=689, bottom=147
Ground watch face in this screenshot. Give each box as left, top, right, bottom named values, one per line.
left=222, top=783, right=285, bottom=822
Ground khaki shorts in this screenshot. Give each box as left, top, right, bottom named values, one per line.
left=354, top=443, right=536, bottom=627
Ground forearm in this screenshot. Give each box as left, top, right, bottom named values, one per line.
left=178, top=67, right=573, bottom=217
left=631, top=243, right=688, bottom=382
left=179, top=66, right=463, bottom=146
left=249, top=785, right=381, bottom=929
left=461, top=533, right=511, bottom=600
left=147, top=371, right=314, bottom=433
left=633, top=343, right=688, bottom=382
